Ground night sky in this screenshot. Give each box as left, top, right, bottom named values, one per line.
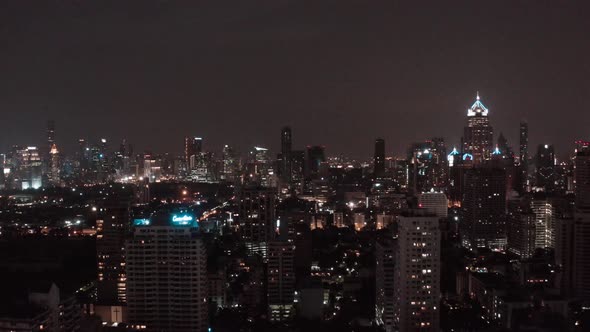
left=1, top=0, right=589, bottom=158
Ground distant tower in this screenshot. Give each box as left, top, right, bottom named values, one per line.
left=374, top=138, right=385, bottom=177
left=280, top=126, right=293, bottom=182
left=535, top=144, right=556, bottom=193
left=48, top=144, right=60, bottom=186
left=519, top=122, right=529, bottom=191
left=462, top=93, right=494, bottom=164
left=47, top=120, right=55, bottom=151
left=184, top=136, right=203, bottom=170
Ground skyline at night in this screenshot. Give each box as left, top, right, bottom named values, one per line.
left=1, top=1, right=589, bottom=157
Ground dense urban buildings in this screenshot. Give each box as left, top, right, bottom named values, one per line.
left=2, top=88, right=590, bottom=331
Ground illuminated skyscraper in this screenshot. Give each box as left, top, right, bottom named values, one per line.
left=407, top=139, right=447, bottom=193
left=48, top=144, right=60, bottom=186
left=394, top=212, right=440, bottom=332
left=374, top=138, right=385, bottom=177
left=126, top=212, right=208, bottom=331
left=19, top=147, right=42, bottom=189
left=222, top=144, right=239, bottom=181
left=462, top=93, right=493, bottom=164
left=535, top=144, right=556, bottom=193
left=184, top=136, right=203, bottom=169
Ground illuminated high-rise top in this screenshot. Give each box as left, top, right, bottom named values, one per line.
left=467, top=92, right=489, bottom=117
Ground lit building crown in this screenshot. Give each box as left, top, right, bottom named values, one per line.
left=467, top=92, right=489, bottom=117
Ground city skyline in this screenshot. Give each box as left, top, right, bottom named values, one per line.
left=1, top=1, right=589, bottom=157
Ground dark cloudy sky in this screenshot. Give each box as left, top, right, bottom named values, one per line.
left=1, top=0, right=589, bottom=159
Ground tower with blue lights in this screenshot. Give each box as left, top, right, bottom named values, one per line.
left=462, top=93, right=494, bottom=164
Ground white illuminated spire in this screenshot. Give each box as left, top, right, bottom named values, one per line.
left=467, top=92, right=488, bottom=117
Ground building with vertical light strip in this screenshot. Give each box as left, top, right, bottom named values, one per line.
left=126, top=211, right=208, bottom=331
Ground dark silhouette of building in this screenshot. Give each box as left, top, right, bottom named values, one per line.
left=374, top=138, right=385, bottom=177
left=462, top=167, right=507, bottom=249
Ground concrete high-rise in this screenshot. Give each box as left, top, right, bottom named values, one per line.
left=394, top=212, right=440, bottom=332
left=96, top=201, right=129, bottom=305
left=572, top=145, right=590, bottom=299
left=462, top=93, right=493, bottom=164
left=462, top=167, right=507, bottom=249
left=126, top=212, right=208, bottom=331
left=418, top=191, right=448, bottom=218
left=376, top=237, right=396, bottom=332
left=238, top=186, right=277, bottom=256
left=267, top=241, right=295, bottom=321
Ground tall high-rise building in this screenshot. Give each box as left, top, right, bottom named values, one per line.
left=18, top=146, right=42, bottom=189
left=96, top=201, right=129, bottom=305
left=184, top=136, right=203, bottom=169
left=48, top=143, right=60, bottom=186
left=394, top=213, right=440, bottom=332
left=535, top=144, right=556, bottom=192
left=279, top=126, right=293, bottom=182
left=376, top=237, right=396, bottom=332
left=374, top=138, right=385, bottom=177
left=306, top=145, right=326, bottom=179
left=267, top=241, right=295, bottom=321
left=126, top=212, right=208, bottom=331
left=222, top=144, right=239, bottom=182
left=462, top=93, right=493, bottom=164
left=572, top=145, right=590, bottom=299
left=238, top=187, right=277, bottom=256
left=462, top=167, right=507, bottom=249
left=519, top=121, right=529, bottom=192
left=407, top=139, right=447, bottom=193
left=47, top=120, right=55, bottom=151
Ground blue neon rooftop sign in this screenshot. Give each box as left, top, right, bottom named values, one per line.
left=171, top=214, right=193, bottom=225
left=133, top=218, right=150, bottom=226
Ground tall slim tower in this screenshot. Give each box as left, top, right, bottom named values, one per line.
left=184, top=136, right=203, bottom=170
left=96, top=200, right=130, bottom=305
left=520, top=121, right=529, bottom=192
left=535, top=144, right=556, bottom=193
left=47, top=120, right=55, bottom=151
left=280, top=126, right=293, bottom=182
left=462, top=93, right=493, bottom=164
left=238, top=186, right=277, bottom=257
left=394, top=212, right=440, bottom=332
left=374, top=138, right=385, bottom=177
left=572, top=145, right=590, bottom=299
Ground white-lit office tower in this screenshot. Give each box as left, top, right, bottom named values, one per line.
left=267, top=241, right=295, bottom=321
left=376, top=238, right=396, bottom=332
left=394, top=213, right=440, bottom=332
left=126, top=216, right=208, bottom=331
left=417, top=191, right=448, bottom=218
left=238, top=187, right=277, bottom=257
left=96, top=201, right=129, bottom=305
left=530, top=196, right=556, bottom=249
